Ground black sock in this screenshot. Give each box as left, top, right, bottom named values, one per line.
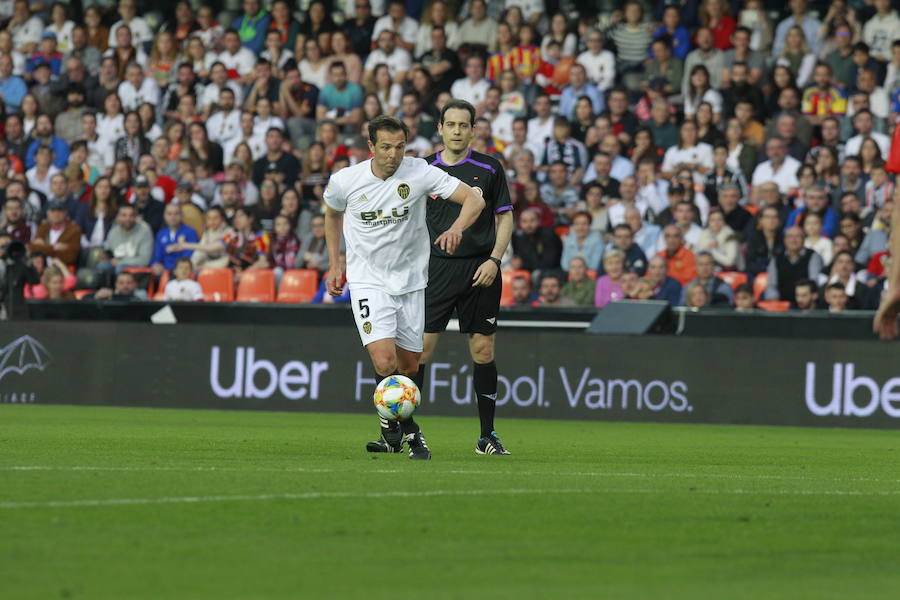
left=411, top=364, right=426, bottom=401
left=399, top=417, right=420, bottom=435
left=473, top=361, right=498, bottom=437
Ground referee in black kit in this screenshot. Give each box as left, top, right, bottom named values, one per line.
left=411, top=99, right=514, bottom=455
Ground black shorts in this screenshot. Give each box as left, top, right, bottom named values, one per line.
left=425, top=255, right=501, bottom=335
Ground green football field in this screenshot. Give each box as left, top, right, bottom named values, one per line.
left=1, top=405, right=898, bottom=599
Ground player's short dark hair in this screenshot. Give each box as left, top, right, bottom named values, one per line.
left=368, top=114, right=409, bottom=144
left=440, top=99, right=476, bottom=126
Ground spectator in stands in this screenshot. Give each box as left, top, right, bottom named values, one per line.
left=696, top=208, right=740, bottom=270
left=733, top=283, right=755, bottom=311
left=577, top=28, right=615, bottom=91
left=540, top=160, right=580, bottom=219
left=594, top=249, right=628, bottom=309
left=511, top=208, right=562, bottom=277
left=90, top=271, right=140, bottom=301
left=646, top=254, right=681, bottom=305
left=786, top=185, right=838, bottom=239
left=1, top=198, right=31, bottom=243
left=821, top=250, right=863, bottom=309
left=30, top=200, right=81, bottom=267
left=222, top=206, right=270, bottom=278
left=101, top=204, right=153, bottom=276
left=177, top=207, right=233, bottom=270
left=130, top=175, right=165, bottom=234
left=765, top=226, right=823, bottom=306
left=602, top=224, right=648, bottom=277
left=752, top=137, right=801, bottom=195
left=298, top=214, right=328, bottom=272
left=561, top=257, right=595, bottom=306
left=252, top=128, right=300, bottom=188
left=559, top=64, right=603, bottom=120
left=624, top=206, right=660, bottom=258
left=661, top=120, right=713, bottom=180
left=644, top=35, right=682, bottom=97
left=684, top=282, right=710, bottom=308
left=825, top=282, right=848, bottom=313
left=534, top=273, right=575, bottom=307
left=26, top=114, right=68, bottom=170
left=794, top=279, right=819, bottom=311
left=315, top=62, right=363, bottom=134
left=658, top=224, right=697, bottom=286
left=681, top=251, right=733, bottom=307
left=801, top=212, right=833, bottom=267
left=560, top=211, right=603, bottom=272
left=456, top=0, right=497, bottom=53
left=163, top=257, right=203, bottom=302
left=151, top=203, right=198, bottom=276
left=39, top=265, right=73, bottom=300
left=510, top=275, right=534, bottom=307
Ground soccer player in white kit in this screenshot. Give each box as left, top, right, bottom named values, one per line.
left=323, top=115, right=485, bottom=459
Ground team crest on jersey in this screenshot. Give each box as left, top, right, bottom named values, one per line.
left=397, top=183, right=410, bottom=199
left=363, top=321, right=372, bottom=334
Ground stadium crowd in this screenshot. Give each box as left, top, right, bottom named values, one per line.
left=0, top=0, right=898, bottom=312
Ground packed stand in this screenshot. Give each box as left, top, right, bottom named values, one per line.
left=0, top=0, right=896, bottom=313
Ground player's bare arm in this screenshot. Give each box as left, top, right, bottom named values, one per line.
left=472, top=209, right=514, bottom=287
left=324, top=205, right=345, bottom=297
left=874, top=198, right=900, bottom=340
left=434, top=182, right=485, bottom=254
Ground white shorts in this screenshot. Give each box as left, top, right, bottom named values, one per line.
left=349, top=286, right=425, bottom=353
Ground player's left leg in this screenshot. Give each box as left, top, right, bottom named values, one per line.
left=395, top=289, right=431, bottom=460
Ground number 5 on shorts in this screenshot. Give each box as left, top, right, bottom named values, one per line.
left=359, top=298, right=370, bottom=319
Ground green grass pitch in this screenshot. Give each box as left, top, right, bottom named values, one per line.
left=1, top=405, right=899, bottom=599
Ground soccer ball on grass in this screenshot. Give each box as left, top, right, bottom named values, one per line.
left=374, top=375, right=421, bottom=421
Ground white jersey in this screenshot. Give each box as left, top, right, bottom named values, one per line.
left=324, top=157, right=462, bottom=295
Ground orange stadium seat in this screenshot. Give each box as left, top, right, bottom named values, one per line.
left=586, top=269, right=598, bottom=279
left=153, top=270, right=172, bottom=300
left=123, top=267, right=156, bottom=297
left=198, top=268, right=234, bottom=302
left=752, top=272, right=768, bottom=301
left=719, top=271, right=748, bottom=290
left=554, top=226, right=570, bottom=239
left=237, top=269, right=276, bottom=302
left=757, top=300, right=790, bottom=312
left=277, top=269, right=318, bottom=303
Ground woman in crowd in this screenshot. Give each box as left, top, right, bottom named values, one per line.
left=560, top=211, right=604, bottom=272
left=299, top=141, right=329, bottom=203
left=814, top=145, right=842, bottom=189
left=542, top=13, right=577, bottom=59
left=415, top=0, right=459, bottom=57
left=187, top=121, right=224, bottom=173
left=724, top=117, right=757, bottom=179
left=745, top=206, right=785, bottom=278
left=776, top=26, right=815, bottom=88
left=858, top=138, right=885, bottom=175
left=803, top=212, right=833, bottom=266
left=327, top=30, right=362, bottom=84
left=147, top=31, right=179, bottom=88
left=629, top=128, right=660, bottom=167
left=252, top=97, right=285, bottom=139
left=41, top=266, right=74, bottom=300
left=20, top=93, right=39, bottom=138
left=317, top=120, right=348, bottom=165
left=683, top=65, right=722, bottom=121
left=765, top=65, right=797, bottom=117
left=139, top=103, right=162, bottom=142
left=81, top=176, right=116, bottom=250
left=408, top=66, right=437, bottom=117
left=298, top=38, right=329, bottom=90
left=185, top=36, right=210, bottom=80
left=261, top=30, right=295, bottom=80
left=594, top=249, right=627, bottom=308
left=256, top=177, right=281, bottom=230
left=220, top=206, right=271, bottom=280
left=47, top=3, right=75, bottom=53
left=695, top=102, right=725, bottom=146
left=269, top=213, right=301, bottom=285
left=278, top=187, right=310, bottom=239
left=369, top=63, right=402, bottom=116
left=98, top=94, right=125, bottom=143
left=114, top=111, right=151, bottom=165
left=294, top=0, right=335, bottom=59
left=695, top=207, right=739, bottom=270
left=685, top=282, right=710, bottom=308
left=173, top=206, right=231, bottom=269
left=362, top=93, right=383, bottom=123
left=297, top=214, right=328, bottom=272
left=268, top=0, right=300, bottom=53
left=571, top=96, right=596, bottom=144
left=83, top=6, right=109, bottom=53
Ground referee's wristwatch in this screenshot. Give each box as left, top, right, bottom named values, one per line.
left=488, top=257, right=501, bottom=269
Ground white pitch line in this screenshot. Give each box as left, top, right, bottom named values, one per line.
left=3, top=465, right=900, bottom=485
left=0, top=488, right=588, bottom=509
left=1, top=486, right=899, bottom=510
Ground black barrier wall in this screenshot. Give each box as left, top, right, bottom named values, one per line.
left=2, top=322, right=900, bottom=428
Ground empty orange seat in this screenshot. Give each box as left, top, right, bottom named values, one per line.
left=554, top=225, right=570, bottom=239
left=198, top=267, right=234, bottom=302
left=237, top=269, right=276, bottom=302
left=277, top=269, right=318, bottom=303
left=719, top=271, right=748, bottom=290
left=758, top=300, right=790, bottom=312
left=752, top=272, right=768, bottom=301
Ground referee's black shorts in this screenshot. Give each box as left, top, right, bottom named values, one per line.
left=425, top=255, right=501, bottom=335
